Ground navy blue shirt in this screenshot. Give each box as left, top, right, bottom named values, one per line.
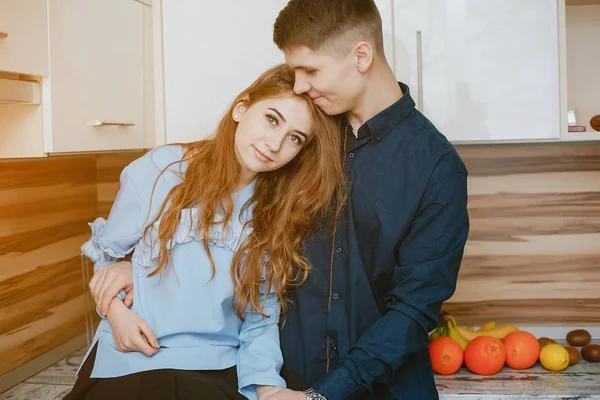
left=280, top=83, right=469, bottom=400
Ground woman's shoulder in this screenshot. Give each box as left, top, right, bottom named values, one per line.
left=122, top=145, right=187, bottom=192
left=126, top=145, right=185, bottom=176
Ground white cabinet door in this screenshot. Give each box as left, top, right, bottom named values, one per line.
left=44, top=0, right=148, bottom=152
left=162, top=0, right=289, bottom=144
left=375, top=0, right=395, bottom=67
left=161, top=0, right=395, bottom=144
left=0, top=0, right=49, bottom=76
left=393, top=0, right=561, bottom=142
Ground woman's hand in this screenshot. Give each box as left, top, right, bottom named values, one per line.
left=90, top=261, right=134, bottom=316
left=106, top=298, right=159, bottom=357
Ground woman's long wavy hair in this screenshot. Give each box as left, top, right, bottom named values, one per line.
left=145, top=64, right=345, bottom=318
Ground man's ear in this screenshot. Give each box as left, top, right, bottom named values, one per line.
left=232, top=97, right=249, bottom=122
left=354, top=41, right=374, bottom=73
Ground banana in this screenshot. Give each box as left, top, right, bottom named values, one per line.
left=429, top=315, right=447, bottom=342
left=467, top=326, right=474, bottom=332
left=454, top=323, right=518, bottom=342
left=478, top=321, right=497, bottom=331
left=446, top=317, right=469, bottom=350
left=440, top=311, right=517, bottom=343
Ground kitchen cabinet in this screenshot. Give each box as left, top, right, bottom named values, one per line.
left=44, top=0, right=152, bottom=153
left=156, top=0, right=395, bottom=145
left=0, top=0, right=50, bottom=77
left=392, top=0, right=562, bottom=142
left=0, top=0, right=154, bottom=158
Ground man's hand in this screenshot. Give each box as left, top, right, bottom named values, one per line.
left=106, top=298, right=159, bottom=357
left=90, top=261, right=134, bottom=316
left=257, top=386, right=306, bottom=400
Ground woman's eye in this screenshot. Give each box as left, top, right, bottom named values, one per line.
left=267, top=115, right=278, bottom=126
left=289, top=135, right=301, bottom=144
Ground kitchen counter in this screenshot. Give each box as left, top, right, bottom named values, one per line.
left=437, top=359, right=600, bottom=399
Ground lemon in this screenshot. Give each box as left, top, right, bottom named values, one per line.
left=539, top=344, right=570, bottom=371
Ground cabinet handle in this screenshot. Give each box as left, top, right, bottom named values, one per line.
left=0, top=32, right=8, bottom=40
left=416, top=31, right=423, bottom=112
left=86, top=120, right=136, bottom=127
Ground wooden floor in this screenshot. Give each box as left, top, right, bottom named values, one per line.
left=0, top=348, right=83, bottom=400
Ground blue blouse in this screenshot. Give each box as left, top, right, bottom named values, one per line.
left=79, top=145, right=285, bottom=399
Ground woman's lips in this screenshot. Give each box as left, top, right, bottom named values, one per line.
left=252, top=146, right=273, bottom=163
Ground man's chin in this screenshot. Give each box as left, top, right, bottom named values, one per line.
left=318, top=103, right=344, bottom=116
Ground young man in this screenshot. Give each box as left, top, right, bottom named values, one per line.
left=270, top=1, right=469, bottom=399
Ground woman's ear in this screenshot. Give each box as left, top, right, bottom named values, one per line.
left=232, top=98, right=249, bottom=122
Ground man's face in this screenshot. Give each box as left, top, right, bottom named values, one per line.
left=284, top=46, right=364, bottom=116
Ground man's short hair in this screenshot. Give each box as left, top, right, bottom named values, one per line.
left=273, top=0, right=384, bottom=55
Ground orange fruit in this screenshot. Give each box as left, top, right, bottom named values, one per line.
left=503, top=331, right=540, bottom=370
left=429, top=337, right=464, bottom=375
left=464, top=336, right=506, bottom=375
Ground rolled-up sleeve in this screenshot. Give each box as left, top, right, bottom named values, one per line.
left=237, top=283, right=286, bottom=399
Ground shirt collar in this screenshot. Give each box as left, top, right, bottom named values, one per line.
left=342, top=82, right=415, bottom=142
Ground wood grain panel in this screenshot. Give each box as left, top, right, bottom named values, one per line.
left=96, top=152, right=144, bottom=217
left=0, top=155, right=96, bottom=376
left=447, top=143, right=600, bottom=326
left=443, top=299, right=600, bottom=326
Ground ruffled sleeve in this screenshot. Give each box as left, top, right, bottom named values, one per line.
left=80, top=162, right=146, bottom=273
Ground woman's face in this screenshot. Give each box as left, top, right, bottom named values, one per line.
left=233, top=96, right=314, bottom=177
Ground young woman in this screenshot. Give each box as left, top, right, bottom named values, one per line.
left=64, top=64, right=345, bottom=400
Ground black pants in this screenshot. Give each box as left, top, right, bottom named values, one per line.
left=63, top=344, right=308, bottom=400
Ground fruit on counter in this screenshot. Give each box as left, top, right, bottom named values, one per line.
left=538, top=337, right=557, bottom=349
left=467, top=321, right=497, bottom=332
left=429, top=322, right=445, bottom=343
left=429, top=313, right=468, bottom=350
left=566, top=329, right=592, bottom=346
left=454, top=322, right=518, bottom=342
left=539, top=344, right=569, bottom=371
left=564, top=346, right=581, bottom=365
left=441, top=312, right=518, bottom=342
left=581, top=344, right=600, bottom=362
left=502, top=331, right=540, bottom=370
left=478, top=321, right=497, bottom=331
left=464, top=336, right=506, bottom=375
left=445, top=316, right=470, bottom=351
left=429, top=337, right=464, bottom=375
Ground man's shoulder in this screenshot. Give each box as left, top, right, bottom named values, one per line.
left=390, top=112, right=467, bottom=178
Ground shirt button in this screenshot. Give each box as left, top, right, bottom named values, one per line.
left=336, top=247, right=342, bottom=254
left=331, top=344, right=338, bottom=351
left=375, top=134, right=382, bottom=141
left=348, top=152, right=355, bottom=159
left=333, top=293, right=339, bottom=300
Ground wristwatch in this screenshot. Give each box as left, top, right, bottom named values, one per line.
left=303, top=388, right=328, bottom=400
